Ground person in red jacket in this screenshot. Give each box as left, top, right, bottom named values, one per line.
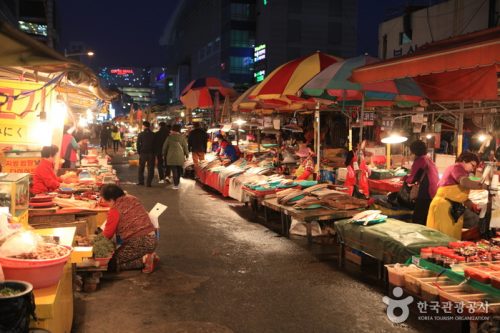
left=31, top=145, right=61, bottom=195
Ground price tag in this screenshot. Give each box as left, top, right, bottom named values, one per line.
left=412, top=256, right=421, bottom=267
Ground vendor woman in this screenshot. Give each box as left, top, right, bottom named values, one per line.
left=100, top=184, right=158, bottom=273
left=426, top=152, right=488, bottom=239
left=31, top=145, right=61, bottom=195
left=344, top=143, right=370, bottom=197
left=294, top=144, right=315, bottom=180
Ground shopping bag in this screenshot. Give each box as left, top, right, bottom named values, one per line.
left=289, top=218, right=322, bottom=237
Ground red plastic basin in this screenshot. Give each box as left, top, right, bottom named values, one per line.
left=0, top=245, right=72, bottom=289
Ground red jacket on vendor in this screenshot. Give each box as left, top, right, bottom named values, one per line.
left=31, top=145, right=61, bottom=195
left=344, top=149, right=370, bottom=197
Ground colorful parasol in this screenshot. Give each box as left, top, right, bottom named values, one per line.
left=249, top=51, right=342, bottom=110
left=232, top=85, right=258, bottom=113
left=180, top=77, right=236, bottom=109
left=301, top=55, right=426, bottom=107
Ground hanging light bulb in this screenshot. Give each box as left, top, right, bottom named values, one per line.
left=234, top=118, right=247, bottom=126
left=381, top=133, right=408, bottom=144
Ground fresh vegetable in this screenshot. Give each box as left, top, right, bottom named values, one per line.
left=0, top=287, right=20, bottom=297
left=92, top=234, right=115, bottom=258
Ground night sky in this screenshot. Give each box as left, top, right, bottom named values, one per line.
left=57, top=0, right=181, bottom=67
left=57, top=0, right=413, bottom=68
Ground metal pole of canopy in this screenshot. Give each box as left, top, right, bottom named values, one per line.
left=457, top=101, right=464, bottom=156
left=359, top=92, right=365, bottom=145
left=257, top=129, right=261, bottom=153
left=315, top=103, right=321, bottom=174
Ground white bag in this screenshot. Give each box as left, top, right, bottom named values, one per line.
left=490, top=193, right=500, bottom=228
left=289, top=218, right=322, bottom=237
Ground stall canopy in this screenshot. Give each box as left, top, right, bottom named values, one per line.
left=249, top=51, right=342, bottom=110
left=0, top=21, right=117, bottom=102
left=352, top=27, right=500, bottom=101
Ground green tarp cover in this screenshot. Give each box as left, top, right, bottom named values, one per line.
left=335, top=218, right=455, bottom=264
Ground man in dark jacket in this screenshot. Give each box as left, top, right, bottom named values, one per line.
left=188, top=122, right=208, bottom=167
left=136, top=121, right=155, bottom=187
left=153, top=122, right=169, bottom=183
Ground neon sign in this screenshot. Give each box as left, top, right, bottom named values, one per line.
left=254, top=70, right=265, bottom=82
left=254, top=44, right=266, bottom=62
left=110, top=69, right=134, bottom=75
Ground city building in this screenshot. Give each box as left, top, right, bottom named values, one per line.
left=0, top=0, right=57, bottom=47
left=161, top=0, right=358, bottom=101
left=98, top=66, right=170, bottom=115
left=253, top=0, right=358, bottom=83
left=378, top=0, right=499, bottom=59
left=161, top=0, right=256, bottom=97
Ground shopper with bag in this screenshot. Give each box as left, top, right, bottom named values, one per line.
left=163, top=124, right=189, bottom=189
left=403, top=140, right=439, bottom=224
left=426, top=152, right=488, bottom=239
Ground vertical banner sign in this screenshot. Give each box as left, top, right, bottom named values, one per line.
left=0, top=80, right=49, bottom=145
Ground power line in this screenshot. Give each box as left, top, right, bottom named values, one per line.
left=459, top=0, right=488, bottom=34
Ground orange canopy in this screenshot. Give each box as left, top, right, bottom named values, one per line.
left=352, top=27, right=500, bottom=101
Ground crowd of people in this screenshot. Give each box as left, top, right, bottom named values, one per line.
left=136, top=120, right=241, bottom=189
left=27, top=118, right=496, bottom=275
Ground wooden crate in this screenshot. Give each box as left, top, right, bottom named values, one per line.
left=30, top=219, right=88, bottom=237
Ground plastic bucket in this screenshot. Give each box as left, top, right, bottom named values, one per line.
left=0, top=280, right=36, bottom=332
left=0, top=246, right=72, bottom=289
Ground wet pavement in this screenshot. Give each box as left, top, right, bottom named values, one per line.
left=72, top=154, right=457, bottom=333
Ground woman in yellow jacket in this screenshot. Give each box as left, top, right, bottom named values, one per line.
left=111, top=126, right=122, bottom=153
left=426, top=152, right=488, bottom=239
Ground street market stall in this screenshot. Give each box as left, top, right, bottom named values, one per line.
left=0, top=21, right=118, bottom=333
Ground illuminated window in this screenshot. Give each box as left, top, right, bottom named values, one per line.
left=230, top=56, right=253, bottom=74
left=230, top=3, right=253, bottom=21
left=230, top=30, right=255, bottom=47
left=18, top=20, right=47, bottom=36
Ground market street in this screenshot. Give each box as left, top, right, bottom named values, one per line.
left=72, top=160, right=445, bottom=333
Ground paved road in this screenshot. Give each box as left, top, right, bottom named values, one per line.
left=73, top=161, right=452, bottom=333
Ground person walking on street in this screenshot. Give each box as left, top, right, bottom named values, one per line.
left=188, top=122, right=208, bottom=167
left=137, top=121, right=155, bottom=187
left=100, top=125, right=111, bottom=154
left=111, top=126, right=122, bottom=153
left=154, top=122, right=169, bottom=184
left=163, top=124, right=188, bottom=189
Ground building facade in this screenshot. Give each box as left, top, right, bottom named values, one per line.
left=379, top=0, right=499, bottom=59
left=161, top=0, right=256, bottom=97
left=161, top=0, right=358, bottom=99
left=254, top=0, right=358, bottom=83
left=0, top=0, right=57, bottom=47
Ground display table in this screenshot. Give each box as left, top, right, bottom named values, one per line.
left=335, top=218, right=455, bottom=267
left=368, top=177, right=403, bottom=194
left=31, top=227, right=77, bottom=333
left=29, top=208, right=108, bottom=236
left=373, top=204, right=413, bottom=222
left=262, top=197, right=360, bottom=243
